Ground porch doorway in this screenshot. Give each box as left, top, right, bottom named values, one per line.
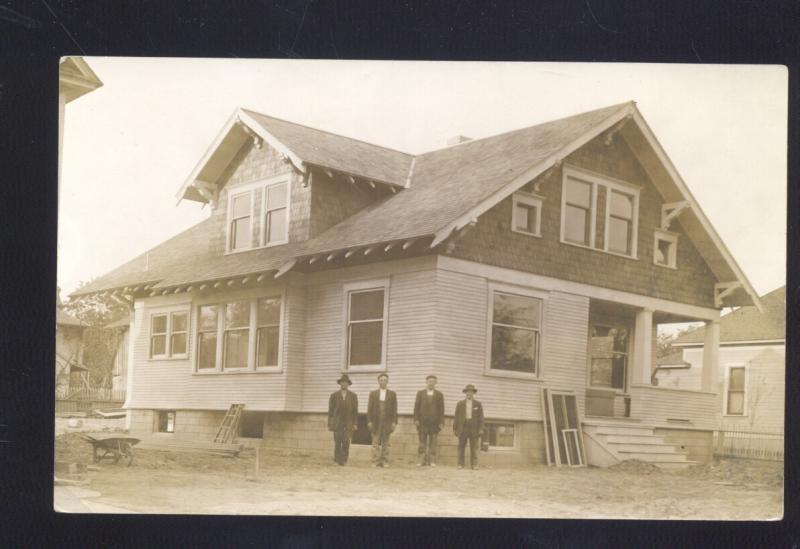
left=586, top=301, right=635, bottom=418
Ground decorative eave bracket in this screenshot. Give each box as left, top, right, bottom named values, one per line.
left=714, top=281, right=742, bottom=308
left=191, top=179, right=219, bottom=208
left=661, top=201, right=690, bottom=230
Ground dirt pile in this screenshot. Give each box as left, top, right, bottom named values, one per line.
left=607, top=459, right=661, bottom=475
left=680, top=458, right=783, bottom=487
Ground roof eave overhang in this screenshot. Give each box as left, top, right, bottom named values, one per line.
left=59, top=57, right=103, bottom=103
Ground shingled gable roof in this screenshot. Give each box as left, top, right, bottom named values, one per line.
left=72, top=101, right=762, bottom=309
left=673, top=286, right=786, bottom=346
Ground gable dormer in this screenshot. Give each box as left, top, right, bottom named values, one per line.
left=176, top=109, right=411, bottom=254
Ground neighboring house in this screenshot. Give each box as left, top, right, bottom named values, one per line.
left=71, top=101, right=762, bottom=468
left=670, top=286, right=785, bottom=433
left=55, top=292, right=87, bottom=398
left=58, top=57, right=103, bottom=195
left=652, top=350, right=697, bottom=390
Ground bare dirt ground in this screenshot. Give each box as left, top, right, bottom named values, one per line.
left=54, top=433, right=783, bottom=519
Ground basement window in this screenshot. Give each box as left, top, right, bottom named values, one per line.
left=156, top=410, right=176, bottom=433
left=511, top=192, right=543, bottom=237
left=654, top=230, right=678, bottom=269
left=239, top=412, right=265, bottom=438
left=351, top=414, right=373, bottom=445
left=484, top=422, right=516, bottom=449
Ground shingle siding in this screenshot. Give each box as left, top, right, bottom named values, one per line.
left=448, top=134, right=717, bottom=309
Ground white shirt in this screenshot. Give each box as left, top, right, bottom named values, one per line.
left=426, top=389, right=434, bottom=397
left=465, top=400, right=472, bottom=419
left=341, top=391, right=347, bottom=400
left=379, top=389, right=387, bottom=401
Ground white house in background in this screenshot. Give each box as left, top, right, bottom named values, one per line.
left=667, top=286, right=785, bottom=433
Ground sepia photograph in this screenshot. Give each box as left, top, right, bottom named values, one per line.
left=55, top=58, right=786, bottom=518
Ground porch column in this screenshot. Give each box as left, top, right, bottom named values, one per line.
left=124, top=304, right=140, bottom=430
left=632, top=308, right=653, bottom=386
left=701, top=320, right=720, bottom=392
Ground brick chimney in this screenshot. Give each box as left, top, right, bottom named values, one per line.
left=447, top=135, right=472, bottom=146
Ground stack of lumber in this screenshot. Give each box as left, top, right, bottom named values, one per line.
left=136, top=437, right=243, bottom=457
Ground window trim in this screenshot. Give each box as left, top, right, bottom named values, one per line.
left=342, top=278, right=390, bottom=373
left=483, top=420, right=520, bottom=452
left=261, top=176, right=290, bottom=247
left=224, top=175, right=292, bottom=255
left=723, top=364, right=748, bottom=417
left=560, top=165, right=640, bottom=259
left=511, top=191, right=544, bottom=238
left=484, top=282, right=547, bottom=381
left=148, top=308, right=190, bottom=360
left=193, top=289, right=286, bottom=374
left=653, top=229, right=679, bottom=269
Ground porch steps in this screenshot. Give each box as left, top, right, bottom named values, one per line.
left=582, top=421, right=695, bottom=470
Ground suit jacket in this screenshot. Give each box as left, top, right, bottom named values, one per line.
left=328, top=389, right=359, bottom=432
left=367, top=389, right=398, bottom=428
left=453, top=398, right=484, bottom=436
left=413, top=389, right=445, bottom=428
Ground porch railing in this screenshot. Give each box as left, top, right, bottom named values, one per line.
left=713, top=429, right=784, bottom=461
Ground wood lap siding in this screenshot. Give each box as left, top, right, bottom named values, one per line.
left=631, top=386, right=718, bottom=431
left=433, top=269, right=591, bottom=421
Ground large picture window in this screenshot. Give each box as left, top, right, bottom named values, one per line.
left=149, top=311, right=189, bottom=359
left=195, top=294, right=283, bottom=372
left=725, top=366, right=746, bottom=415
left=589, top=324, right=629, bottom=390
left=561, top=167, right=640, bottom=258
left=489, top=290, right=542, bottom=375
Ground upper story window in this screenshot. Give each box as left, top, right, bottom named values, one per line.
left=344, top=279, right=390, bottom=372
left=560, top=166, right=640, bottom=258
left=487, top=286, right=543, bottom=378
left=511, top=192, right=543, bottom=237
left=654, top=229, right=678, bottom=269
left=226, top=176, right=290, bottom=253
left=149, top=311, right=189, bottom=359
left=228, top=192, right=252, bottom=252
left=195, top=294, right=284, bottom=373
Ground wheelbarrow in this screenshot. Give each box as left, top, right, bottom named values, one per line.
left=81, top=434, right=140, bottom=466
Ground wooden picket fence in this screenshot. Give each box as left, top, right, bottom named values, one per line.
left=713, top=429, right=784, bottom=461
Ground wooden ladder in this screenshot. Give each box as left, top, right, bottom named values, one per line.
left=214, top=403, right=245, bottom=443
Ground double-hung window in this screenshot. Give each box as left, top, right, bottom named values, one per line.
left=196, top=294, right=284, bottom=372
left=725, top=366, right=746, bottom=415
left=344, top=280, right=389, bottom=371
left=263, top=182, right=288, bottom=245
left=561, top=167, right=640, bottom=258
left=149, top=311, right=189, bottom=359
left=228, top=191, right=253, bottom=252
left=487, top=287, right=543, bottom=376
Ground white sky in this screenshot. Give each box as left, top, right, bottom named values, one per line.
left=59, top=59, right=787, bottom=299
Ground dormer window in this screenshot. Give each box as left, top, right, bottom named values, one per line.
left=226, top=176, right=290, bottom=253
left=228, top=191, right=253, bottom=251
left=263, top=181, right=288, bottom=245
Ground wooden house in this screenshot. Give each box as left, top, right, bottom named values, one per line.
left=667, top=286, right=785, bottom=434
left=71, top=102, right=762, bottom=468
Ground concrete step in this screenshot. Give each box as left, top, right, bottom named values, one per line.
left=616, top=451, right=689, bottom=462
left=607, top=443, right=682, bottom=453
left=603, top=434, right=667, bottom=445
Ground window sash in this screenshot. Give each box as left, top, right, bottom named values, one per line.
left=485, top=423, right=516, bottom=447
left=489, top=291, right=542, bottom=375
left=150, top=312, right=189, bottom=358
left=345, top=287, right=387, bottom=369
left=228, top=191, right=253, bottom=251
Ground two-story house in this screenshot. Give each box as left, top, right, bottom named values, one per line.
left=71, top=101, right=762, bottom=468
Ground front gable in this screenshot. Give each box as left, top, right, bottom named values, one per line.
left=447, top=132, right=718, bottom=308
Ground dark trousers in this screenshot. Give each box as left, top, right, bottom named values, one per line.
left=417, top=424, right=439, bottom=465
left=371, top=421, right=392, bottom=465
left=333, top=429, right=352, bottom=464
left=458, top=422, right=480, bottom=467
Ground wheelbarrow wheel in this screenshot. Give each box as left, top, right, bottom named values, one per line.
left=120, top=442, right=135, bottom=466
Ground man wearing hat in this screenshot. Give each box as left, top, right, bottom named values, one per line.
left=453, top=384, right=484, bottom=470
left=328, top=374, right=359, bottom=466
left=413, top=375, right=445, bottom=467
left=367, top=373, right=397, bottom=467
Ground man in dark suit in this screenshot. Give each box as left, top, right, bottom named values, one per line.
left=413, top=374, right=445, bottom=467
left=453, top=384, right=484, bottom=470
left=327, top=374, right=359, bottom=466
left=367, top=373, right=397, bottom=468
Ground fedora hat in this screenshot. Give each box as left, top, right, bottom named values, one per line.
left=337, top=374, right=353, bottom=385
left=462, top=384, right=478, bottom=394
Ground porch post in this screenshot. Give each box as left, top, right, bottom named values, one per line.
left=123, top=304, right=140, bottom=431
left=632, top=308, right=653, bottom=386
left=701, top=320, right=720, bottom=392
